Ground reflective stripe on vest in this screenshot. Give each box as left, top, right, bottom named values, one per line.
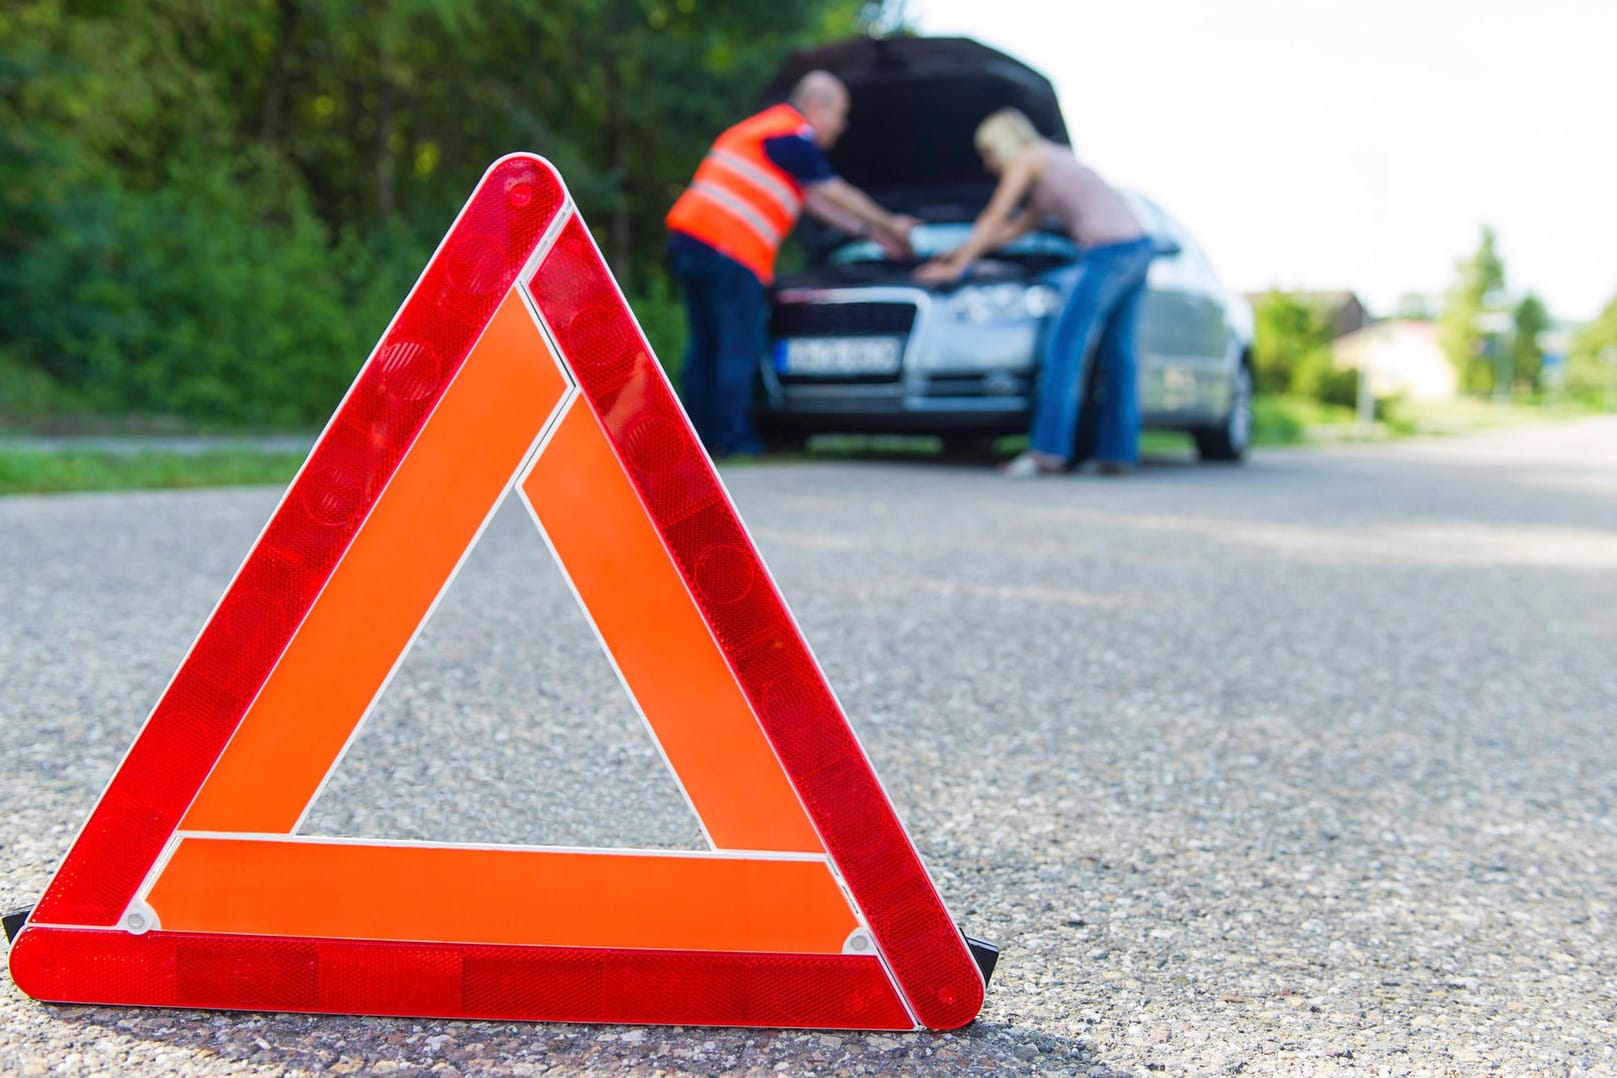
left=686, top=180, right=784, bottom=248
left=706, top=148, right=803, bottom=220
left=665, top=103, right=812, bottom=284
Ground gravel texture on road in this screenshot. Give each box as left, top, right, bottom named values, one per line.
left=4, top=418, right=1615, bottom=1076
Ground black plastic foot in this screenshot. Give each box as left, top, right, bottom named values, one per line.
left=964, top=934, right=999, bottom=984
left=2, top=905, right=31, bottom=943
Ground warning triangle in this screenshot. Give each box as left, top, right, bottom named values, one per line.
left=5, top=155, right=986, bottom=1031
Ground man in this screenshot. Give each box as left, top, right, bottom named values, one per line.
left=666, top=70, right=917, bottom=458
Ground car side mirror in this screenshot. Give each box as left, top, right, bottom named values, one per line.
left=1150, top=234, right=1182, bottom=259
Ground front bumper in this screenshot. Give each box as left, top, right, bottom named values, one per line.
left=759, top=285, right=1044, bottom=435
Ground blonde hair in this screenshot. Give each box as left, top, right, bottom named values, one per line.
left=974, top=108, right=1039, bottom=163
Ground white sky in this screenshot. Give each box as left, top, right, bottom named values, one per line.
left=912, top=0, right=1617, bottom=322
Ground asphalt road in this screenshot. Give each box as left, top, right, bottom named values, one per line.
left=3, top=419, right=1615, bottom=1076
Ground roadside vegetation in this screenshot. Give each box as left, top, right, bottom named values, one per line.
left=0, top=1, right=885, bottom=433
left=0, top=450, right=308, bottom=495
left=1250, top=228, right=1616, bottom=436
left=2, top=393, right=1598, bottom=495
left=4, top=6, right=1611, bottom=495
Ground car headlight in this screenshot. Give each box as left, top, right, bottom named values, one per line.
left=947, top=283, right=1062, bottom=322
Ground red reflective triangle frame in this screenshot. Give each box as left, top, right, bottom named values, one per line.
left=7, top=155, right=985, bottom=1031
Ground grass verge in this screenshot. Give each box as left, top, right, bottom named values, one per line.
left=0, top=450, right=307, bottom=495
left=4, top=397, right=1595, bottom=494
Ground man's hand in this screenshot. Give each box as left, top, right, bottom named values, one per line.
left=913, top=256, right=966, bottom=285
left=870, top=213, right=920, bottom=260
left=804, top=179, right=922, bottom=260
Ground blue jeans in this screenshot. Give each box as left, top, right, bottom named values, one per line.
left=670, top=238, right=765, bottom=457
left=1031, top=237, right=1155, bottom=464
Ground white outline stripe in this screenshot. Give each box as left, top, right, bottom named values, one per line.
left=167, top=831, right=833, bottom=862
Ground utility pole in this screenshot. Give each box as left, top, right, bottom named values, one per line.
left=1358, top=148, right=1387, bottom=434
left=1355, top=344, right=1375, bottom=430
left=1475, top=309, right=1515, bottom=406
left=1602, top=345, right=1617, bottom=413
left=1494, top=338, right=1512, bottom=404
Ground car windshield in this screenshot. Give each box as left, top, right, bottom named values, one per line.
left=828, top=223, right=1079, bottom=265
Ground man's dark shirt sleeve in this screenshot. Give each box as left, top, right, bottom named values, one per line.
left=762, top=132, right=837, bottom=185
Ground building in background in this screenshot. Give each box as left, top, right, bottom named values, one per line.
left=1332, top=319, right=1457, bottom=402
left=1244, top=290, right=1369, bottom=339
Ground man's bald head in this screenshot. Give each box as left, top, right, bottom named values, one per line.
left=789, top=70, right=850, bottom=149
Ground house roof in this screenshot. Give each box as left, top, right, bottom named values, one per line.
left=1241, top=289, right=1365, bottom=310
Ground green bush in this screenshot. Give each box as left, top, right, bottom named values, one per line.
left=626, top=270, right=689, bottom=389
left=1567, top=292, right=1617, bottom=405
left=0, top=350, right=84, bottom=424
left=1250, top=396, right=1306, bottom=444
left=2, top=155, right=425, bottom=429
left=1251, top=291, right=1335, bottom=396
left=2, top=0, right=882, bottom=433
left=1291, top=350, right=1361, bottom=411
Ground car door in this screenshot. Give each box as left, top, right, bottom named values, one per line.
left=1128, top=198, right=1235, bottom=424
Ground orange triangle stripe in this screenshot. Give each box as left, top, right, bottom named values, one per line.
left=148, top=838, right=856, bottom=953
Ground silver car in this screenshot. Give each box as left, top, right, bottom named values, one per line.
left=755, top=37, right=1254, bottom=462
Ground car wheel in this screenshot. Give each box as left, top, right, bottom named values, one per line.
left=939, top=434, right=998, bottom=460
left=1194, top=361, right=1252, bottom=463
left=760, top=429, right=810, bottom=455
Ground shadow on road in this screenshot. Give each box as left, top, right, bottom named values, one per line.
left=40, top=1002, right=1122, bottom=1076
left=738, top=439, right=1205, bottom=475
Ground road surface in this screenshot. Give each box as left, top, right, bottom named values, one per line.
left=3, top=419, right=1615, bottom=1075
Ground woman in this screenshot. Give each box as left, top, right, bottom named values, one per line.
left=916, top=109, right=1155, bottom=476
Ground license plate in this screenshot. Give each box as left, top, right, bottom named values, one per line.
left=775, top=337, right=903, bottom=377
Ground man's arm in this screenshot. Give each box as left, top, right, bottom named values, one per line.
left=800, top=184, right=868, bottom=236
left=802, top=177, right=918, bottom=257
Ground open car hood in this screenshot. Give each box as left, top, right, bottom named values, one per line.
left=761, top=36, right=1069, bottom=223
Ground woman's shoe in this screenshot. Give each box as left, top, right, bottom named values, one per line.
left=1000, top=451, right=1067, bottom=478
left=1095, top=460, right=1133, bottom=476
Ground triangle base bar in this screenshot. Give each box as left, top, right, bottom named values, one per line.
left=10, top=927, right=914, bottom=1030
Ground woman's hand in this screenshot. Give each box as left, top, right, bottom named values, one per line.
left=913, top=145, right=1039, bottom=286
left=913, top=256, right=966, bottom=285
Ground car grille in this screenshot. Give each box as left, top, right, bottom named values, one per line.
left=924, top=374, right=994, bottom=397
left=921, top=372, right=1035, bottom=399
left=770, top=301, right=917, bottom=338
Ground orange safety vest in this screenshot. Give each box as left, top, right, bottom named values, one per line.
left=665, top=103, right=813, bottom=284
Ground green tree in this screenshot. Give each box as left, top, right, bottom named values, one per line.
left=1393, top=292, right=1438, bottom=321
left=0, top=0, right=888, bottom=428
left=1250, top=291, right=1336, bottom=396
left=1567, top=290, right=1617, bottom=407
left=1438, top=226, right=1507, bottom=395
left=1510, top=292, right=1549, bottom=393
